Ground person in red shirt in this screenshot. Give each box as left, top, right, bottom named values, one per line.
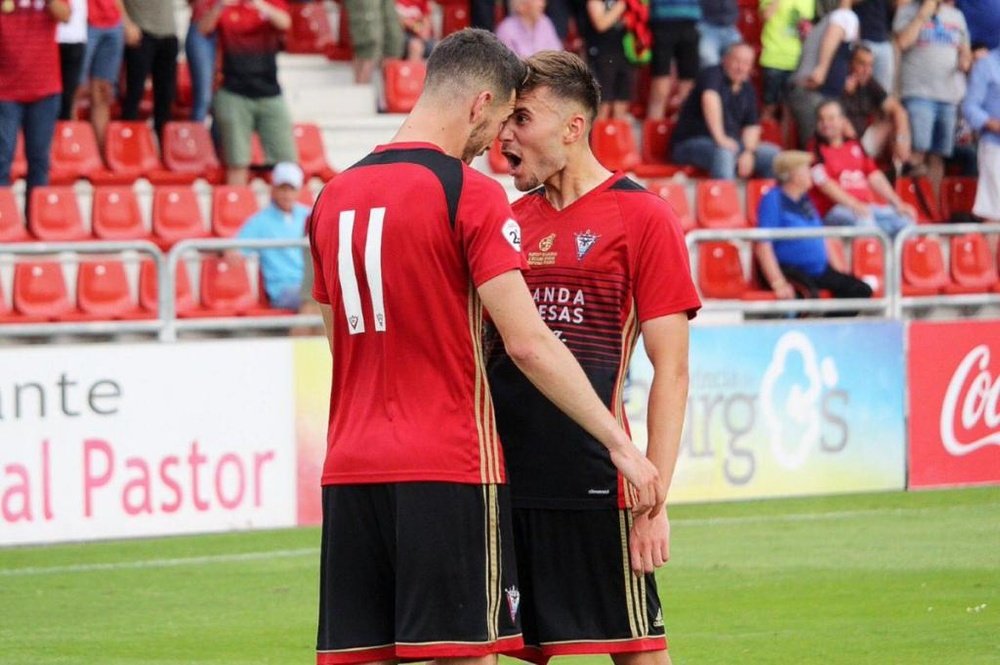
left=308, top=29, right=662, bottom=665
left=81, top=0, right=140, bottom=150
left=395, top=0, right=435, bottom=60
left=493, top=50, right=700, bottom=665
left=0, top=0, right=72, bottom=193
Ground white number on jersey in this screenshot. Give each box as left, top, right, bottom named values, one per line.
left=337, top=207, right=386, bottom=334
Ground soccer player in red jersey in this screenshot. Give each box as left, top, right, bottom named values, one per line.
left=307, top=30, right=663, bottom=665
left=491, top=51, right=701, bottom=665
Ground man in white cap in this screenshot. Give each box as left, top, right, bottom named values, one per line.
left=236, top=161, right=310, bottom=310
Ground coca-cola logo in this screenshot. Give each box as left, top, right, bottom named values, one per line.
left=940, top=344, right=1000, bottom=457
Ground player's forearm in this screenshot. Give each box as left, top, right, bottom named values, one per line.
left=642, top=315, right=690, bottom=497
left=319, top=303, right=334, bottom=354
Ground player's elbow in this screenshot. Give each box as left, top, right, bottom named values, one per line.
left=501, top=328, right=553, bottom=372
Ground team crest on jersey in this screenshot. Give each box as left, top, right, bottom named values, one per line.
left=538, top=233, right=556, bottom=252
left=574, top=230, right=599, bottom=261
left=505, top=586, right=521, bottom=623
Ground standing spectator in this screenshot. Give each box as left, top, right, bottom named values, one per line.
left=343, top=0, right=404, bottom=83
left=840, top=44, right=911, bottom=162
left=956, top=0, right=1000, bottom=52
left=755, top=150, right=873, bottom=303
left=57, top=0, right=88, bottom=120
left=395, top=0, right=435, bottom=61
left=759, top=0, right=816, bottom=121
left=961, top=45, right=1000, bottom=223
left=647, top=0, right=702, bottom=119
left=122, top=0, right=178, bottom=139
left=199, top=0, right=298, bottom=185
left=236, top=162, right=310, bottom=310
left=698, top=0, right=742, bottom=68
left=810, top=99, right=917, bottom=235
left=0, top=0, right=71, bottom=193
left=187, top=0, right=218, bottom=122
left=671, top=42, right=780, bottom=178
left=852, top=0, right=894, bottom=93
left=786, top=0, right=858, bottom=146
left=894, top=0, right=972, bottom=194
left=82, top=0, right=141, bottom=150
left=584, top=0, right=635, bottom=119
left=496, top=0, right=563, bottom=58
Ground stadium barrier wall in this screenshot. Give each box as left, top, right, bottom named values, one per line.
left=907, top=320, right=1000, bottom=489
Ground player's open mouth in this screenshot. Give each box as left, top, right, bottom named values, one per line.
left=502, top=151, right=522, bottom=172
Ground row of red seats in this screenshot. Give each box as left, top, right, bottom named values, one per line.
left=9, top=121, right=336, bottom=186
left=0, top=255, right=292, bottom=324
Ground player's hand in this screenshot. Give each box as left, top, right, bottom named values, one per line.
left=609, top=443, right=663, bottom=516
left=629, top=507, right=670, bottom=575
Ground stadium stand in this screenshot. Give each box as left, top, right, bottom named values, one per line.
left=49, top=121, right=106, bottom=185
left=139, top=259, right=196, bottom=317
left=947, top=233, right=998, bottom=294
left=29, top=187, right=88, bottom=241
left=287, top=0, right=336, bottom=54
left=211, top=186, right=260, bottom=238
left=75, top=259, right=149, bottom=320
left=900, top=235, right=948, bottom=296
left=0, top=188, right=29, bottom=243
left=152, top=186, right=208, bottom=249
left=92, top=187, right=148, bottom=241
left=293, top=123, right=338, bottom=182
left=104, top=121, right=194, bottom=185
left=939, top=177, right=977, bottom=222
left=647, top=180, right=695, bottom=233
left=851, top=236, right=887, bottom=298
left=895, top=177, right=941, bottom=224
left=591, top=118, right=640, bottom=173
left=12, top=261, right=76, bottom=321
left=696, top=180, right=747, bottom=229
left=161, top=122, right=223, bottom=182
left=745, top=178, right=775, bottom=227
left=382, top=59, right=427, bottom=114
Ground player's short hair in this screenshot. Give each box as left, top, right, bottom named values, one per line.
left=521, top=50, right=601, bottom=124
left=425, top=29, right=528, bottom=105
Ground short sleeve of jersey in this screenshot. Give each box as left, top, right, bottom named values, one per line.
left=307, top=207, right=330, bottom=304
left=627, top=194, right=702, bottom=322
left=456, top=171, right=528, bottom=286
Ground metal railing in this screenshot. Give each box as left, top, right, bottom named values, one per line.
left=686, top=227, right=894, bottom=317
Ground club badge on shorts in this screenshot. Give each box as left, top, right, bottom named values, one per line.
left=505, top=585, right=521, bottom=624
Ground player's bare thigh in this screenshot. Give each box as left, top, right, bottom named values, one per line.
left=613, top=649, right=672, bottom=665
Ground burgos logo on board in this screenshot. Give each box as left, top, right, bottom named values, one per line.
left=940, top=344, right=1000, bottom=458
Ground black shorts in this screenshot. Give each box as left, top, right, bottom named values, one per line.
left=316, top=483, right=522, bottom=665
left=506, top=507, right=667, bottom=664
left=650, top=20, right=700, bottom=79
left=591, top=50, right=636, bottom=103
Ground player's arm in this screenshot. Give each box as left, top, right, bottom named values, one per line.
left=319, top=303, right=334, bottom=354
left=628, top=313, right=689, bottom=574
left=478, top=270, right=664, bottom=515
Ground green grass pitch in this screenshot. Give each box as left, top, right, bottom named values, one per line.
left=2, top=487, right=997, bottom=664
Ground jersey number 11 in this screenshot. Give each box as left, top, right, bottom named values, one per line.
left=337, top=207, right=386, bottom=334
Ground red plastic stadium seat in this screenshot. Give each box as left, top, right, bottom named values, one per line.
left=0, top=187, right=29, bottom=242
left=633, top=119, right=681, bottom=177
left=647, top=180, right=695, bottom=233
left=745, top=178, right=776, bottom=227
left=895, top=176, right=941, bottom=224
left=286, top=1, right=335, bottom=53
left=698, top=241, right=748, bottom=299
left=383, top=59, right=426, bottom=114
left=940, top=176, right=977, bottom=221
left=139, top=259, right=196, bottom=316
left=49, top=121, right=106, bottom=184
left=293, top=123, right=337, bottom=181
left=11, top=132, right=27, bottom=181
left=152, top=186, right=208, bottom=249
left=324, top=1, right=353, bottom=60
left=738, top=7, right=762, bottom=50
left=161, top=121, right=222, bottom=181
left=12, top=261, right=75, bottom=320
left=946, top=233, right=998, bottom=293
left=212, top=185, right=259, bottom=237
left=91, top=186, right=147, bottom=240
left=591, top=119, right=640, bottom=173
left=696, top=179, right=747, bottom=229
left=901, top=236, right=948, bottom=295
left=190, top=255, right=269, bottom=317
left=851, top=236, right=885, bottom=297
left=74, top=259, right=148, bottom=320
left=103, top=121, right=194, bottom=184
left=759, top=118, right=783, bottom=147
left=488, top=138, right=510, bottom=175
left=441, top=3, right=470, bottom=36
left=29, top=186, right=88, bottom=241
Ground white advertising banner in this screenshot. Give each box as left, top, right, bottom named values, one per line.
left=0, top=340, right=297, bottom=546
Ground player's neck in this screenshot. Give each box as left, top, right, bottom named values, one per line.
left=543, top=151, right=613, bottom=211
left=391, top=102, right=469, bottom=160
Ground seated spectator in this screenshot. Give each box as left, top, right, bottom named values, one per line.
left=82, top=0, right=141, bottom=150
left=496, top=0, right=563, bottom=58
left=647, top=0, right=703, bottom=119
left=584, top=0, right=634, bottom=119
left=0, top=0, right=71, bottom=195
left=697, top=0, right=742, bottom=69
left=755, top=150, right=873, bottom=304
left=671, top=42, right=779, bottom=178
left=236, top=162, right=310, bottom=311
left=810, top=100, right=917, bottom=236
left=57, top=0, right=88, bottom=121
left=840, top=44, right=911, bottom=163
left=344, top=0, right=404, bottom=83
left=759, top=0, right=815, bottom=122
left=187, top=0, right=218, bottom=123
left=894, top=0, right=972, bottom=195
left=199, top=0, right=298, bottom=185
left=787, top=0, right=858, bottom=147
left=121, top=0, right=178, bottom=140
left=395, top=0, right=435, bottom=61
left=961, top=44, right=1000, bottom=223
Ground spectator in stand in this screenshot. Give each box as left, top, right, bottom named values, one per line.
left=0, top=0, right=71, bottom=194
left=894, top=0, right=972, bottom=194
left=810, top=99, right=917, bottom=235
left=962, top=44, right=1000, bottom=223
left=187, top=1, right=218, bottom=122
left=496, top=0, right=563, bottom=58
left=852, top=0, right=894, bottom=93
left=343, top=0, right=404, bottom=83
left=121, top=0, right=178, bottom=139
left=199, top=0, right=298, bottom=185
left=755, top=150, right=873, bottom=303
left=671, top=42, right=779, bottom=177
left=470, top=0, right=497, bottom=32
left=759, top=0, right=815, bottom=122
left=647, top=0, right=702, bottom=118
left=840, top=44, right=911, bottom=162
left=236, top=161, right=310, bottom=310
left=82, top=0, right=141, bottom=150
left=956, top=0, right=1000, bottom=52
left=57, top=0, right=88, bottom=120
left=698, top=0, right=742, bottom=68
left=787, top=0, right=858, bottom=146
left=584, top=0, right=635, bottom=119
left=395, top=0, right=435, bottom=61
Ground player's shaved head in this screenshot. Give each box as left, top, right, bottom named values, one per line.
left=424, top=28, right=528, bottom=105
left=521, top=50, right=600, bottom=124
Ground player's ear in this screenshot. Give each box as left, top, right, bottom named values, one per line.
left=470, top=90, right=493, bottom=123
left=564, top=113, right=588, bottom=145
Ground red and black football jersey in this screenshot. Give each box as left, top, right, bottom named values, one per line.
left=487, top=174, right=700, bottom=509
left=310, top=142, right=527, bottom=486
